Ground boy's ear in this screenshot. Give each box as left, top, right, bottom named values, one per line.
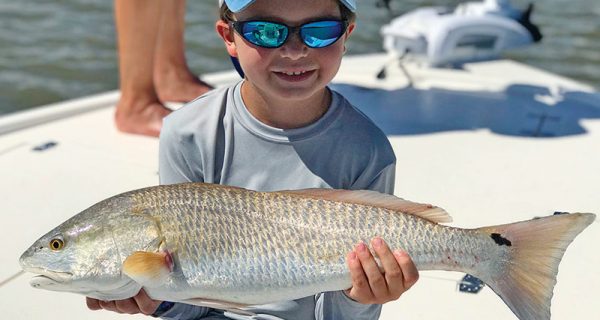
left=344, top=22, right=356, bottom=40
left=216, top=20, right=238, bottom=57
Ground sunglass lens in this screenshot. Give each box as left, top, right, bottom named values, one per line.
left=301, top=21, right=344, bottom=48
left=242, top=22, right=288, bottom=48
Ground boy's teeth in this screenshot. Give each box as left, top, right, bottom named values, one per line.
left=284, top=71, right=307, bottom=76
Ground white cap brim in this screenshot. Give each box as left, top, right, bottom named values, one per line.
left=218, top=0, right=356, bottom=13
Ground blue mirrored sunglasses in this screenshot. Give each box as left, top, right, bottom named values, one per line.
left=231, top=19, right=348, bottom=49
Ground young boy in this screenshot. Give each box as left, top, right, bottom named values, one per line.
left=86, top=0, right=418, bottom=319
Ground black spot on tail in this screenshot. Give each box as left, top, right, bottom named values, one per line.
left=491, top=233, right=512, bottom=246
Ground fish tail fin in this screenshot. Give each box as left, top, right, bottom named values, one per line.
left=476, top=212, right=595, bottom=320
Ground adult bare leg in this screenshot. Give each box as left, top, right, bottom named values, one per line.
left=114, top=0, right=171, bottom=137
left=153, top=0, right=213, bottom=103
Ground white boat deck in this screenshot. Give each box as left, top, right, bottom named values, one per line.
left=1, top=53, right=598, bottom=319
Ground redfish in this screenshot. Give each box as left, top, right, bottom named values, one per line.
left=19, top=182, right=595, bottom=319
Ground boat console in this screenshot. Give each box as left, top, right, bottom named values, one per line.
left=381, top=0, right=542, bottom=67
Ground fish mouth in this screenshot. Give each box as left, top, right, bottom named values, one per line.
left=30, top=275, right=60, bottom=288
left=29, top=274, right=76, bottom=292
left=24, top=267, right=73, bottom=288
left=25, top=267, right=140, bottom=299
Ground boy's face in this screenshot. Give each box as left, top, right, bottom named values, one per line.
left=217, top=0, right=354, bottom=102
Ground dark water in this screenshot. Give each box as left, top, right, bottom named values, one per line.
left=0, top=0, right=599, bottom=115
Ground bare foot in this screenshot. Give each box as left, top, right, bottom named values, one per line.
left=114, top=101, right=172, bottom=137
left=154, top=69, right=213, bottom=103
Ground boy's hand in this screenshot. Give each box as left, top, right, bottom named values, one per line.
left=86, top=289, right=161, bottom=315
left=345, top=237, right=419, bottom=304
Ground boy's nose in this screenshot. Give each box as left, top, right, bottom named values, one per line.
left=279, top=33, right=309, bottom=59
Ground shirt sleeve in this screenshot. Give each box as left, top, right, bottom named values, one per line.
left=315, top=291, right=382, bottom=320
left=157, top=302, right=211, bottom=320
left=158, top=117, right=201, bottom=185
left=362, top=163, right=396, bottom=195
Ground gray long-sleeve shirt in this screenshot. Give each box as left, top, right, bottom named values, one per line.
left=158, top=81, right=396, bottom=320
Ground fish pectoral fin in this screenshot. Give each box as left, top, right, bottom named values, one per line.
left=179, top=298, right=255, bottom=316
left=284, top=188, right=452, bottom=223
left=122, top=251, right=173, bottom=288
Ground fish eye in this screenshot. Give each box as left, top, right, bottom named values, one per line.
left=49, top=238, right=64, bottom=251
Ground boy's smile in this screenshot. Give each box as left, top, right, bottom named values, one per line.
left=273, top=69, right=317, bottom=83
left=217, top=0, right=354, bottom=129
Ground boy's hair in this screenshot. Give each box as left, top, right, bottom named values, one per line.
left=219, top=2, right=356, bottom=23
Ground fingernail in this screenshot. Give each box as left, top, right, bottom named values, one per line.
left=373, top=237, right=383, bottom=248
left=394, top=250, right=406, bottom=258
left=356, top=242, right=367, bottom=252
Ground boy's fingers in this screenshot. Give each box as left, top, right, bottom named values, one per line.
left=86, top=297, right=101, bottom=311
left=345, top=250, right=373, bottom=302
left=99, top=300, right=119, bottom=313
left=115, top=298, right=140, bottom=314
left=372, top=238, right=404, bottom=299
left=133, top=289, right=162, bottom=315
left=394, top=250, right=419, bottom=289
left=355, top=242, right=388, bottom=299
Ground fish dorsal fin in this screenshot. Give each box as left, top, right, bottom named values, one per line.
left=283, top=189, right=452, bottom=223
